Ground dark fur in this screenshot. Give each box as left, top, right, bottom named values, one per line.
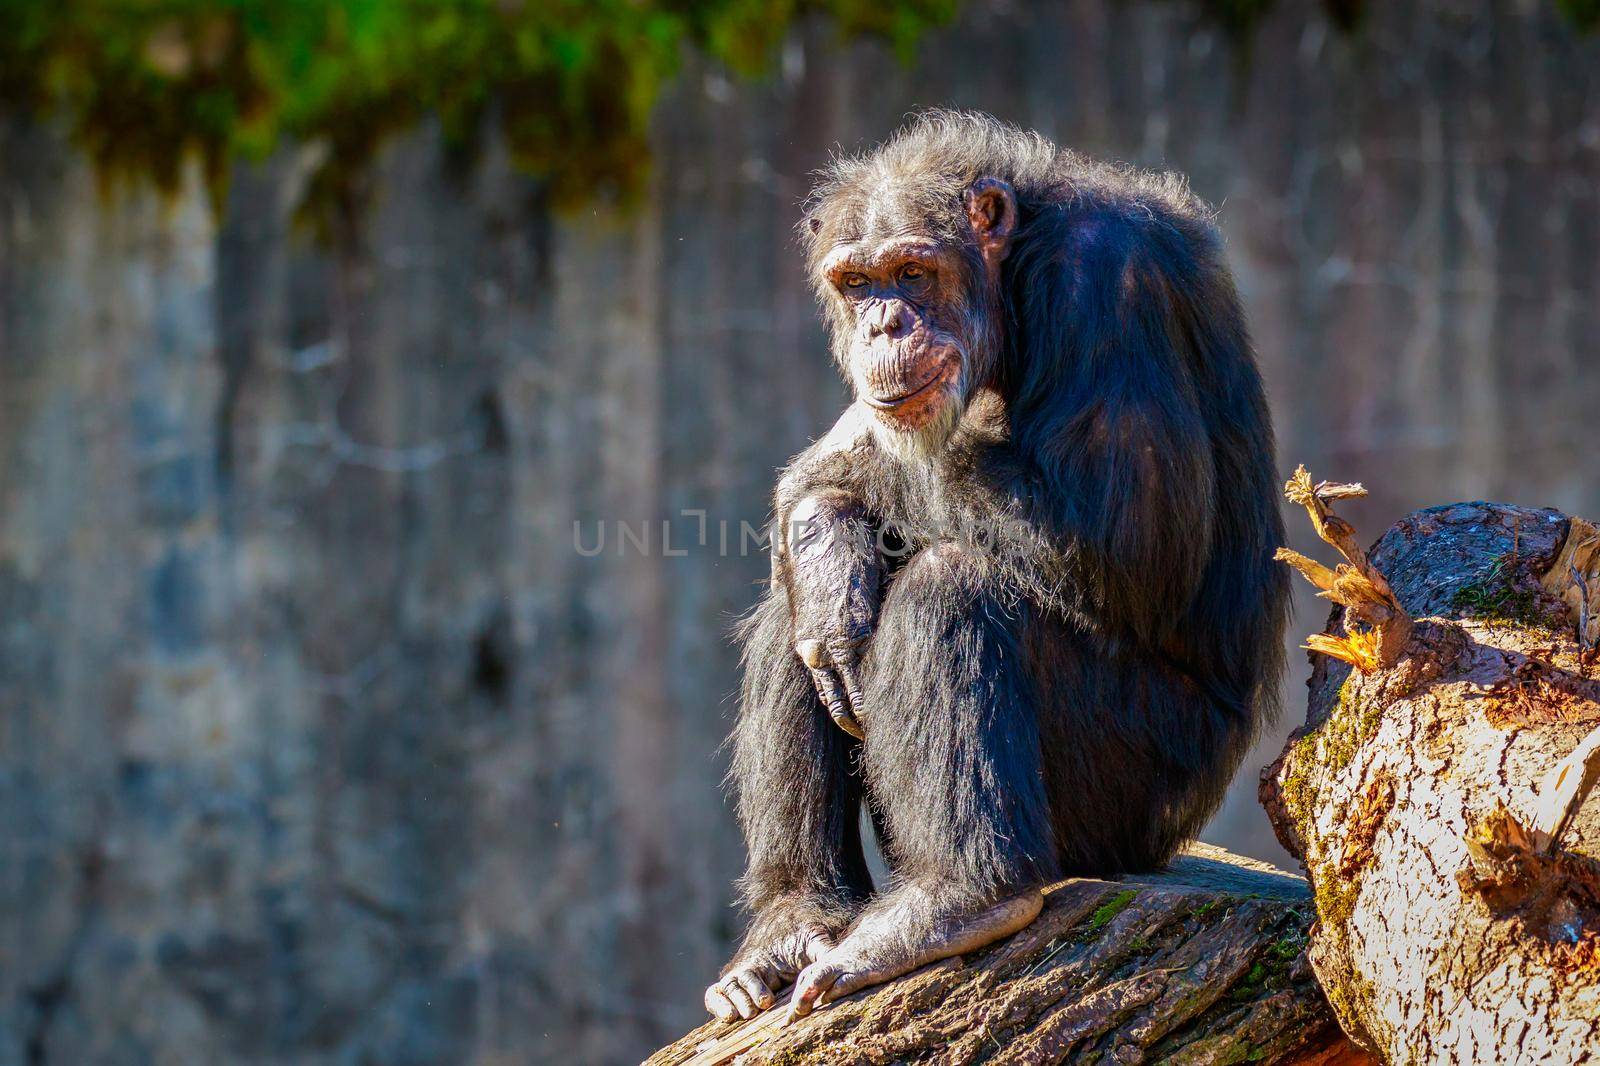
left=730, top=112, right=1289, bottom=950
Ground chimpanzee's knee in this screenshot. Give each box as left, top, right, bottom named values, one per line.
left=874, top=539, right=997, bottom=631
left=857, top=541, right=1056, bottom=893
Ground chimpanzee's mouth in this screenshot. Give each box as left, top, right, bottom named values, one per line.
left=863, top=358, right=955, bottom=410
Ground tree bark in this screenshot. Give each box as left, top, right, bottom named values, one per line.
left=646, top=845, right=1373, bottom=1065
left=1262, top=494, right=1600, bottom=1063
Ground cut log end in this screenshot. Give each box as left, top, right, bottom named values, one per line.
left=1264, top=496, right=1600, bottom=1063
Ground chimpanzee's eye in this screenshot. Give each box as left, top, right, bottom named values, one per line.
left=842, top=273, right=868, bottom=290
left=900, top=264, right=927, bottom=282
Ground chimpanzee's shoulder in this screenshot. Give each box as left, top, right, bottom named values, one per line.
left=1025, top=183, right=1224, bottom=309
left=1029, top=155, right=1217, bottom=250
left=1043, top=151, right=1214, bottom=222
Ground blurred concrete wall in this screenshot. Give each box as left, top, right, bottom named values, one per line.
left=2, top=1, right=1598, bottom=1062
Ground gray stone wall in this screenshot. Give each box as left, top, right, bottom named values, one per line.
left=2, top=2, right=1598, bottom=1062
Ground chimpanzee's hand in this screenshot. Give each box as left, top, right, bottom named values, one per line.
left=777, top=492, right=883, bottom=739
left=704, top=919, right=836, bottom=1022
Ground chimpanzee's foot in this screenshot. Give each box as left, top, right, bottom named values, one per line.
left=787, top=886, right=1043, bottom=1019
left=705, top=919, right=836, bottom=1022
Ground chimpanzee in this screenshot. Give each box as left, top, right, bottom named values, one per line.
left=704, top=111, right=1289, bottom=1023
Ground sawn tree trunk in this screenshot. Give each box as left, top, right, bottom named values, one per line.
left=1262, top=489, right=1600, bottom=1064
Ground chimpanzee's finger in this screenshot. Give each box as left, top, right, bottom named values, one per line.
left=808, top=667, right=864, bottom=739
left=705, top=983, right=738, bottom=1023
left=787, top=960, right=843, bottom=1020
left=832, top=653, right=867, bottom=722
left=734, top=970, right=776, bottom=1012
left=818, top=966, right=871, bottom=1005
left=722, top=977, right=757, bottom=1020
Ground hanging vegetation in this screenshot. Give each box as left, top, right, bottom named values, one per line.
left=0, top=0, right=1590, bottom=226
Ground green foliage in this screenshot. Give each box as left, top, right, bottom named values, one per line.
left=1560, top=0, right=1600, bottom=30
left=1, top=0, right=1591, bottom=226
left=0, top=0, right=960, bottom=225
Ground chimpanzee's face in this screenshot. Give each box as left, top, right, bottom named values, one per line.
left=821, top=235, right=979, bottom=455
left=809, top=178, right=1015, bottom=460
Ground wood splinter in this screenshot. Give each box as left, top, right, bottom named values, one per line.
left=1275, top=466, right=1413, bottom=673
left=1461, top=724, right=1600, bottom=904
left=1532, top=723, right=1600, bottom=855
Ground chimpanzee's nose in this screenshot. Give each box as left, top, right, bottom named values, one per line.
left=868, top=301, right=911, bottom=340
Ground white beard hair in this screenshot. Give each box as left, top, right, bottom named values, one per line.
left=869, top=374, right=967, bottom=463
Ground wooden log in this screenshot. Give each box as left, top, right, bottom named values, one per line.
left=1262, top=493, right=1600, bottom=1063
left=646, top=845, right=1373, bottom=1065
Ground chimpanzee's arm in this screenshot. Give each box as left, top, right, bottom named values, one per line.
left=775, top=493, right=881, bottom=738
left=770, top=404, right=887, bottom=737
left=985, top=215, right=1236, bottom=647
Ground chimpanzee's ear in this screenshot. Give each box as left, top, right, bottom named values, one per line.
left=964, top=177, right=1016, bottom=271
